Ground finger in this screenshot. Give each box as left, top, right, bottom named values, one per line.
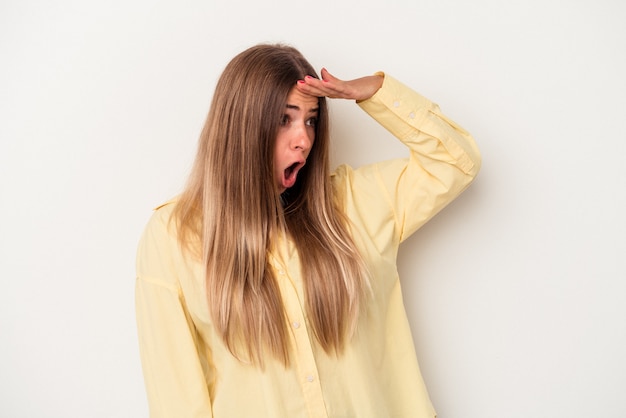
left=296, top=71, right=354, bottom=99
left=312, top=74, right=351, bottom=98
left=296, top=76, right=341, bottom=98
left=320, top=70, right=363, bottom=99
left=320, top=68, right=341, bottom=85
left=295, top=78, right=325, bottom=97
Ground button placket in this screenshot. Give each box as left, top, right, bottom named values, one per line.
left=269, top=252, right=327, bottom=416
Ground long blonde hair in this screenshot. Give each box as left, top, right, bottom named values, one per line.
left=173, top=44, right=369, bottom=366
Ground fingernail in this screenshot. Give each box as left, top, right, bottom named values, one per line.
left=298, top=79, right=305, bottom=84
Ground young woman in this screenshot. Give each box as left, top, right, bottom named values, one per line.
left=136, top=44, right=481, bottom=418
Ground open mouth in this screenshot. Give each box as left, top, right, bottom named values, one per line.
left=282, top=160, right=305, bottom=189
left=285, top=162, right=299, bottom=178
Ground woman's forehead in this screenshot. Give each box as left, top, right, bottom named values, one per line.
left=286, top=87, right=319, bottom=111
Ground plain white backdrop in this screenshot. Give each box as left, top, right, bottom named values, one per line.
left=1, top=0, right=625, bottom=417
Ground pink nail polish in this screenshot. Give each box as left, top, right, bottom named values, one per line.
left=298, top=80, right=305, bottom=84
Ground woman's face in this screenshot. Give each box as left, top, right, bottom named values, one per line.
left=274, top=86, right=319, bottom=193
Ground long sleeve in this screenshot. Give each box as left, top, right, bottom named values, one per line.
left=135, top=208, right=213, bottom=418
left=335, top=73, right=481, bottom=247
left=316, top=74, right=480, bottom=418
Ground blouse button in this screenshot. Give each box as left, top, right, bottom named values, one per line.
left=409, top=112, right=415, bottom=119
left=393, top=100, right=400, bottom=108
left=306, top=375, right=315, bottom=382
left=292, top=321, right=301, bottom=329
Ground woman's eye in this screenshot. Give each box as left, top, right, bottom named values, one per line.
left=280, top=115, right=290, bottom=126
left=306, top=117, right=317, bottom=127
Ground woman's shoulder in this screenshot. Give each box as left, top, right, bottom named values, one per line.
left=153, top=198, right=177, bottom=212
left=136, top=198, right=189, bottom=288
left=331, top=161, right=395, bottom=210
left=137, top=198, right=181, bottom=256
left=331, top=159, right=401, bottom=193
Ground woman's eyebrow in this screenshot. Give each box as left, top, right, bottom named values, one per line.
left=285, top=104, right=319, bottom=113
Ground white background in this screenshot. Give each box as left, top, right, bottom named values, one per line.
left=1, top=0, right=625, bottom=417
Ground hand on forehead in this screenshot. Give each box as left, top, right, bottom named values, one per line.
left=297, top=68, right=383, bottom=102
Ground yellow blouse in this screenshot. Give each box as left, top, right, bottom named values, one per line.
left=135, top=74, right=481, bottom=418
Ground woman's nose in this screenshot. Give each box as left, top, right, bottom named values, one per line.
left=292, top=124, right=313, bottom=151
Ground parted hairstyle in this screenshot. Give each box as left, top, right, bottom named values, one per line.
left=172, top=44, right=369, bottom=366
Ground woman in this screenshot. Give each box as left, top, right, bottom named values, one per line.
left=136, top=43, right=481, bottom=418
